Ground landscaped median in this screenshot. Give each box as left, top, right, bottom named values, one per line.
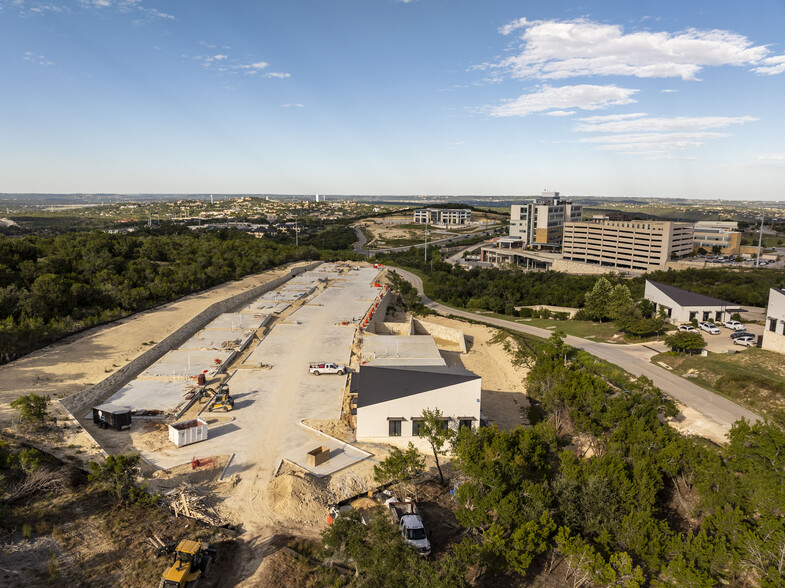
left=651, top=347, right=785, bottom=418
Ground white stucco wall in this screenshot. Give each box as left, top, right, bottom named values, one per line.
left=356, top=378, right=481, bottom=438
left=762, top=289, right=785, bottom=354
left=643, top=281, right=736, bottom=324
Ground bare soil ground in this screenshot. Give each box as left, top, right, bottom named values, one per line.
left=424, top=315, right=531, bottom=431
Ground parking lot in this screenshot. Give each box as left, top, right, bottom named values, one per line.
left=692, top=322, right=764, bottom=353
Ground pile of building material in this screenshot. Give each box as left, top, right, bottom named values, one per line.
left=161, top=485, right=224, bottom=526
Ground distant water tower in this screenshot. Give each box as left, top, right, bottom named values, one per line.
left=210, top=195, right=214, bottom=205
left=315, top=194, right=320, bottom=202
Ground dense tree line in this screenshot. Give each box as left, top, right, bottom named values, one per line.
left=637, top=267, right=785, bottom=307
left=448, top=333, right=785, bottom=586
left=0, top=228, right=323, bottom=362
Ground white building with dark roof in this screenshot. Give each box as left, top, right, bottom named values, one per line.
left=644, top=280, right=742, bottom=324
left=762, top=288, right=785, bottom=354
left=353, top=365, right=481, bottom=439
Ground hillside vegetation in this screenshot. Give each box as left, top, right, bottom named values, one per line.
left=317, top=332, right=785, bottom=586
left=0, top=228, right=322, bottom=362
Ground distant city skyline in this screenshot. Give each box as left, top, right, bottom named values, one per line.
left=2, top=1, right=784, bottom=200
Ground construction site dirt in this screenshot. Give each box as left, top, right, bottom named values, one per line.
left=1, top=262, right=537, bottom=586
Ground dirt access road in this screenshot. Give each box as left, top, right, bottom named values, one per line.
left=391, top=267, right=760, bottom=442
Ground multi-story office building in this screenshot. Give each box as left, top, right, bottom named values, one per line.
left=413, top=208, right=471, bottom=226
left=562, top=219, right=694, bottom=271
left=692, top=221, right=741, bottom=254
left=510, top=191, right=582, bottom=249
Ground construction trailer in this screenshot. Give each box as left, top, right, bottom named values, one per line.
left=92, top=404, right=132, bottom=431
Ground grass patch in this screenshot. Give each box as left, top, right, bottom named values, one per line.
left=652, top=348, right=785, bottom=417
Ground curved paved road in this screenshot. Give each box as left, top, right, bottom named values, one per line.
left=391, top=267, right=760, bottom=434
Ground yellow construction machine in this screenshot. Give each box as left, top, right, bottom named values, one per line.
left=207, top=384, right=234, bottom=412
left=159, top=539, right=216, bottom=588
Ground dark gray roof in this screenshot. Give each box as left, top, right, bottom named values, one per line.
left=354, top=365, right=480, bottom=409
left=647, top=280, right=738, bottom=308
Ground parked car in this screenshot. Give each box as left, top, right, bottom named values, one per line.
left=678, top=325, right=698, bottom=332
left=731, top=330, right=752, bottom=339
left=699, top=322, right=721, bottom=335
left=733, top=335, right=756, bottom=347
left=723, top=320, right=745, bottom=331
left=386, top=498, right=431, bottom=556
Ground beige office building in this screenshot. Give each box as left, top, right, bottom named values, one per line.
left=562, top=220, right=694, bottom=271
left=692, top=225, right=742, bottom=255
left=510, top=191, right=582, bottom=249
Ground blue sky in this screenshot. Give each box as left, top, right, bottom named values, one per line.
left=2, top=0, right=785, bottom=199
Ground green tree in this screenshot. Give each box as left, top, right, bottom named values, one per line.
left=10, top=393, right=49, bottom=427
left=664, top=331, right=706, bottom=354
left=607, top=284, right=634, bottom=320
left=711, top=245, right=722, bottom=255
left=88, top=453, right=153, bottom=505
left=584, top=277, right=614, bottom=321
left=373, top=442, right=426, bottom=501
left=418, top=408, right=454, bottom=484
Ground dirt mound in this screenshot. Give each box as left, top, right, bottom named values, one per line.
left=266, top=472, right=330, bottom=528
left=302, top=419, right=354, bottom=442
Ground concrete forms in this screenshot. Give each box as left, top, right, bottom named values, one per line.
left=136, top=263, right=378, bottom=478
left=100, top=306, right=272, bottom=415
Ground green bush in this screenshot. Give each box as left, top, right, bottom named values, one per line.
left=10, top=393, right=49, bottom=427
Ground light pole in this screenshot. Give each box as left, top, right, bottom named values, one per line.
left=424, top=222, right=429, bottom=262
left=756, top=212, right=764, bottom=268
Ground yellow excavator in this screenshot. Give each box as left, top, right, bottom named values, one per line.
left=159, top=539, right=216, bottom=588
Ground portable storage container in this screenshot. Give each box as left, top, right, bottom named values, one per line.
left=168, top=418, right=208, bottom=447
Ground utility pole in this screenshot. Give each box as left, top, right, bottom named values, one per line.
left=756, top=212, right=764, bottom=268
left=424, top=222, right=429, bottom=262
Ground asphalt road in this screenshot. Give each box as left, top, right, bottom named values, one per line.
left=391, top=267, right=761, bottom=433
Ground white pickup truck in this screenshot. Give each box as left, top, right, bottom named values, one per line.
left=308, top=362, right=347, bottom=376
left=386, top=498, right=431, bottom=556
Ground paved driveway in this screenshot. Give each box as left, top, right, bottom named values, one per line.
left=391, top=267, right=760, bottom=435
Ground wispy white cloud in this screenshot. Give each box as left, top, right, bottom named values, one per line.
left=660, top=89, right=678, bottom=93
left=283, top=103, right=304, bottom=108
left=544, top=110, right=576, bottom=117
left=575, top=114, right=757, bottom=155
left=491, top=17, right=785, bottom=81
left=2, top=1, right=70, bottom=16
left=753, top=55, right=785, bottom=76
left=77, top=0, right=175, bottom=20
left=195, top=48, right=288, bottom=80
left=574, top=114, right=757, bottom=133
left=23, top=51, right=53, bottom=66
left=487, top=84, right=638, bottom=117
left=751, top=153, right=785, bottom=167
left=447, top=141, right=466, bottom=150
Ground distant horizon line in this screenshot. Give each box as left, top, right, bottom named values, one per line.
left=1, top=192, right=783, bottom=205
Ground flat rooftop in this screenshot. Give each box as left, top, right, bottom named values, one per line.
left=360, top=334, right=446, bottom=367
